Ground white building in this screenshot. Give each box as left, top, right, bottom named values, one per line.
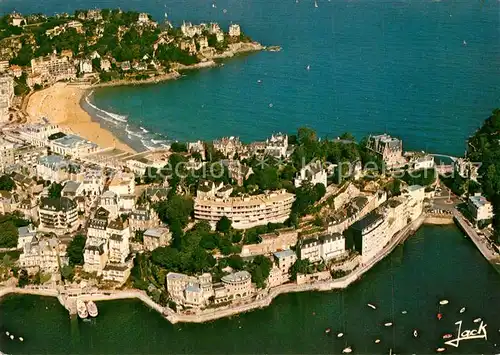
left=366, top=134, right=404, bottom=169
left=229, top=24, right=241, bottom=37
left=194, top=190, right=295, bottom=229
left=294, top=160, right=327, bottom=188
left=166, top=272, right=214, bottom=307
left=300, top=233, right=346, bottom=263
left=468, top=193, right=494, bottom=222
left=19, top=122, right=60, bottom=147
left=79, top=59, right=93, bottom=73
left=17, top=224, right=37, bottom=249
left=265, top=133, right=288, bottom=158
left=19, top=237, right=66, bottom=274
left=273, top=249, right=296, bottom=275
left=0, top=74, right=14, bottom=123
left=50, top=134, right=98, bottom=158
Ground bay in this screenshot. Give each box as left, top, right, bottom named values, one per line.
left=3, top=0, right=499, bottom=155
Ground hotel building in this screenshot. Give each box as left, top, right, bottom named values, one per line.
left=194, top=189, right=295, bottom=229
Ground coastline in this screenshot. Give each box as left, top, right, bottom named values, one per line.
left=0, top=214, right=425, bottom=324
left=26, top=83, right=137, bottom=154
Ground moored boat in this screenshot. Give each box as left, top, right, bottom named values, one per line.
left=442, top=333, right=453, bottom=339
left=86, top=301, right=98, bottom=317
left=439, top=299, right=449, bottom=305
left=77, top=299, right=88, bottom=319
left=459, top=307, right=466, bottom=313
left=367, top=303, right=377, bottom=310
left=342, top=346, right=352, bottom=353
left=436, top=347, right=446, bottom=352
left=384, top=322, right=393, bottom=327
left=473, top=317, right=482, bottom=323
left=337, top=332, right=344, bottom=338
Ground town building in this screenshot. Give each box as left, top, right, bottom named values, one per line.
left=468, top=193, right=494, bottom=222
left=346, top=187, right=424, bottom=263
left=128, top=207, right=161, bottom=232
left=0, top=138, right=15, bottom=172
left=213, top=136, right=243, bottom=158
left=19, top=237, right=67, bottom=274
left=218, top=271, right=252, bottom=302
left=79, top=59, right=93, bottom=73
left=36, top=155, right=72, bottom=182
left=180, top=22, right=204, bottom=38
left=19, top=122, right=60, bottom=147
left=166, top=272, right=213, bottom=307
left=98, top=191, right=120, bottom=219
left=102, top=263, right=131, bottom=283
left=38, top=197, right=79, bottom=233
left=273, top=249, right=297, bottom=274
left=294, top=160, right=327, bottom=188
left=194, top=190, right=295, bottom=229
left=10, top=13, right=25, bottom=27
left=222, top=160, right=253, bottom=186
left=0, top=74, right=14, bottom=123
left=454, top=158, right=479, bottom=182
left=50, top=134, right=99, bottom=157
left=241, top=228, right=298, bottom=256
left=300, top=233, right=346, bottom=263
left=100, top=59, right=112, bottom=72
left=0, top=61, right=9, bottom=73
left=143, top=227, right=172, bottom=251
left=366, top=134, right=404, bottom=169
left=18, top=198, right=39, bottom=222
left=17, top=224, right=37, bottom=249
left=30, top=54, right=77, bottom=84
left=138, top=13, right=150, bottom=23
left=265, top=133, right=288, bottom=158
left=229, top=24, right=241, bottom=37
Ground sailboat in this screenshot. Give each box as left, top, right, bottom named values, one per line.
left=314, top=0, right=318, bottom=7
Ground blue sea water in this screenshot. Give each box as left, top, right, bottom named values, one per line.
left=2, top=0, right=499, bottom=155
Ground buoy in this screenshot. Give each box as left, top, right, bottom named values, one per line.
left=337, top=332, right=344, bottom=338
left=375, top=339, right=381, bottom=344
left=10, top=335, right=14, bottom=340
left=367, top=303, right=377, bottom=310
left=474, top=318, right=482, bottom=323
left=460, top=307, right=466, bottom=313
left=439, top=300, right=449, bottom=305
left=413, top=330, right=418, bottom=338
left=384, top=322, right=393, bottom=327
left=19, top=337, right=24, bottom=341
left=342, top=347, right=352, bottom=354
left=436, top=347, right=446, bottom=352
left=437, top=313, right=443, bottom=320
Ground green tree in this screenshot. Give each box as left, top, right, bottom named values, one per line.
left=49, top=183, right=63, bottom=198
left=67, top=235, right=86, bottom=266
left=18, top=269, right=29, bottom=288
left=61, top=265, right=75, bottom=282
left=0, top=175, right=15, bottom=191
left=216, top=216, right=232, bottom=233
left=227, top=255, right=245, bottom=270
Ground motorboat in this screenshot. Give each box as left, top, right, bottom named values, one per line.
left=401, top=310, right=408, bottom=314
left=5, top=331, right=9, bottom=336
left=436, top=348, right=446, bottom=352
left=77, top=299, right=88, bottom=319
left=460, top=307, right=466, bottom=313
left=314, top=0, right=318, bottom=7
left=375, top=339, right=381, bottom=344
left=337, top=332, right=344, bottom=338
left=474, top=318, right=482, bottom=323
left=368, top=303, right=377, bottom=310
left=413, top=330, right=418, bottom=338
left=325, top=328, right=331, bottom=334
left=442, top=334, right=453, bottom=339
left=342, top=347, right=352, bottom=354
left=384, top=322, right=393, bottom=327
left=86, top=301, right=98, bottom=317
left=10, top=335, right=14, bottom=340
left=19, top=337, right=24, bottom=341
left=439, top=300, right=449, bottom=305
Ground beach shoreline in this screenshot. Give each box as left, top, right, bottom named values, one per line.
left=26, top=83, right=137, bottom=153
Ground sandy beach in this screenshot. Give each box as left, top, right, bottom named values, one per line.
left=26, top=83, right=136, bottom=153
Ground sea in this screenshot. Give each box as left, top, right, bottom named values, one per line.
left=3, top=0, right=499, bottom=154
left=2, top=226, right=500, bottom=354
left=1, top=0, right=500, bottom=353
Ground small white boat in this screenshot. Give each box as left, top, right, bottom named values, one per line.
left=5, top=331, right=9, bottom=336
left=306, top=65, right=310, bottom=70
left=223, top=8, right=227, bottom=13
left=212, top=3, right=216, bottom=7
left=337, top=332, right=344, bottom=338
left=86, top=300, right=98, bottom=317
left=375, top=339, right=381, bottom=344
left=401, top=310, right=408, bottom=314
left=10, top=335, right=14, bottom=340
left=439, top=300, right=449, bottom=305
left=460, top=307, right=466, bottom=313
left=474, top=318, right=482, bottom=323
left=257, top=79, right=262, bottom=83
left=367, top=303, right=377, bottom=310
left=342, top=347, right=352, bottom=354
left=436, top=348, right=446, bottom=352
left=413, top=330, right=418, bottom=337
left=19, top=337, right=24, bottom=341
left=463, top=40, right=467, bottom=46
left=384, top=322, right=393, bottom=327
left=314, top=0, right=318, bottom=7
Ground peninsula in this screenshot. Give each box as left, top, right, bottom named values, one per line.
left=0, top=8, right=499, bottom=326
